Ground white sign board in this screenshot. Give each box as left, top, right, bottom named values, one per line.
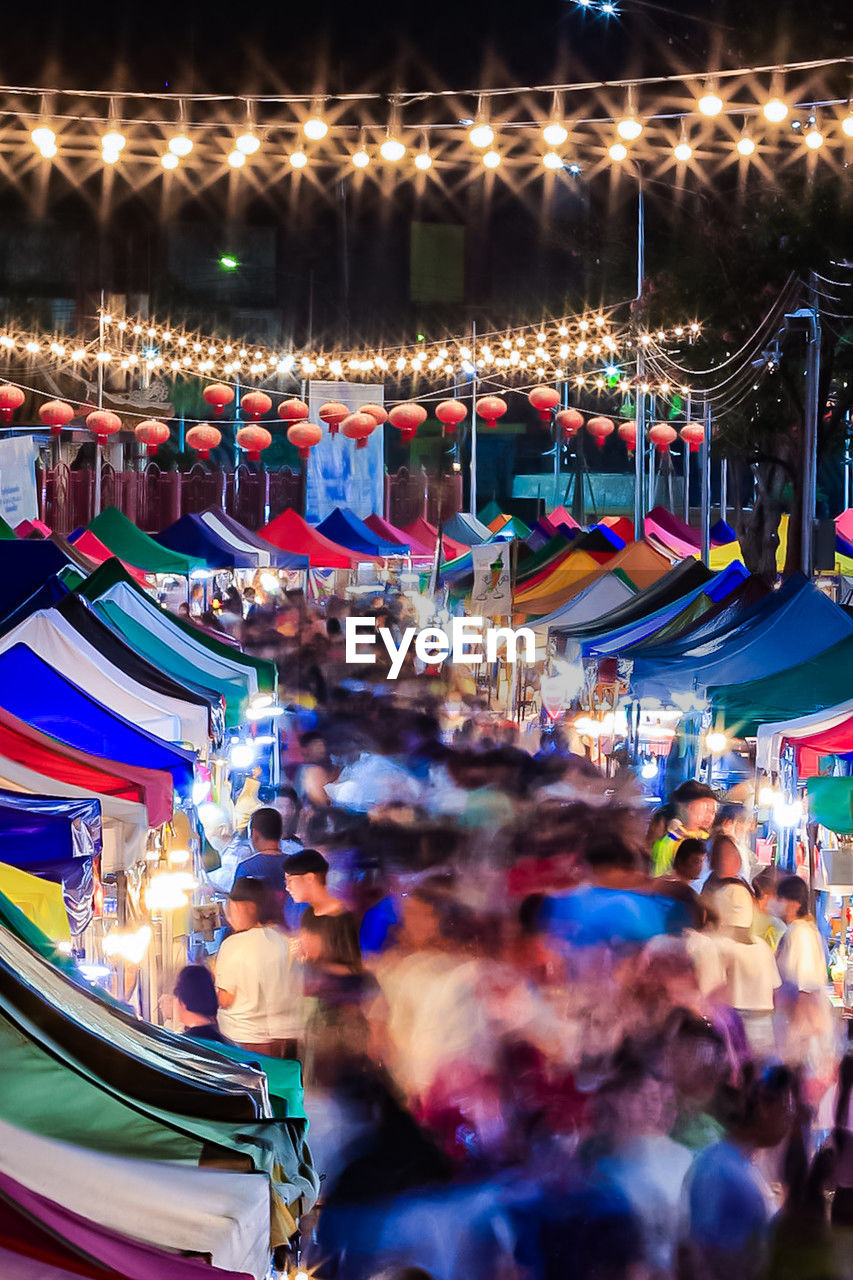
left=0, top=435, right=39, bottom=525
left=470, top=542, right=512, bottom=617
left=306, top=381, right=385, bottom=523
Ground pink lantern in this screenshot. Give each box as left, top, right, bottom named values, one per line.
left=287, top=422, right=323, bottom=460
left=134, top=419, right=171, bottom=456
left=680, top=421, right=705, bottom=453
left=528, top=386, right=560, bottom=423
left=186, top=424, right=222, bottom=460
left=360, top=402, right=388, bottom=425
left=618, top=420, right=637, bottom=453
left=649, top=422, right=678, bottom=453
left=277, top=397, right=309, bottom=424
left=236, top=425, right=272, bottom=461
left=555, top=408, right=584, bottom=440
left=388, top=402, right=428, bottom=442
left=476, top=395, right=508, bottom=428
left=586, top=416, right=615, bottom=449
left=342, top=412, right=377, bottom=450
left=0, top=384, right=25, bottom=424
left=38, top=399, right=75, bottom=436
left=435, top=399, right=468, bottom=432
left=318, top=401, right=350, bottom=435
left=86, top=409, right=122, bottom=445
left=241, top=391, right=272, bottom=422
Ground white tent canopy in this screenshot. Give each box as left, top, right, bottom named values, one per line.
left=755, top=698, right=853, bottom=774
left=531, top=573, right=636, bottom=633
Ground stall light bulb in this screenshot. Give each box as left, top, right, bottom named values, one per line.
left=414, top=150, right=433, bottom=170
left=169, top=134, right=193, bottom=157
left=641, top=759, right=658, bottom=780
left=543, top=151, right=563, bottom=170
left=705, top=731, right=728, bottom=754
left=468, top=122, right=494, bottom=148
left=303, top=116, right=328, bottom=141
left=697, top=91, right=723, bottom=117
left=102, top=925, right=152, bottom=966
left=352, top=149, right=370, bottom=168
left=102, top=130, right=126, bottom=153
left=805, top=127, right=824, bottom=150
left=102, top=147, right=121, bottom=165
left=763, top=98, right=788, bottom=124
left=228, top=149, right=246, bottom=168
left=161, top=152, right=179, bottom=170
left=758, top=784, right=778, bottom=807
left=482, top=150, right=501, bottom=169
left=673, top=141, right=693, bottom=162
left=229, top=742, right=255, bottom=768
left=31, top=126, right=56, bottom=156
left=236, top=131, right=260, bottom=155
left=616, top=116, right=643, bottom=141
left=609, top=142, right=628, bottom=162
left=843, top=113, right=853, bottom=138
left=380, top=137, right=406, bottom=162
left=543, top=121, right=568, bottom=147
left=289, top=150, right=308, bottom=169
left=736, top=134, right=756, bottom=156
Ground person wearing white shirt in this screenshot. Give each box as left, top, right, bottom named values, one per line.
left=712, top=882, right=781, bottom=1060
left=774, top=876, right=827, bottom=993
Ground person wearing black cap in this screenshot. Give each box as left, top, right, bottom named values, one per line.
left=174, top=965, right=232, bottom=1045
left=284, top=849, right=362, bottom=972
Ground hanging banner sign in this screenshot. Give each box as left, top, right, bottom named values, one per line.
left=470, top=541, right=512, bottom=616
left=306, top=381, right=385, bottom=523
left=0, top=435, right=38, bottom=524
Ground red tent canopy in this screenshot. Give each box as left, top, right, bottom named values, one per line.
left=364, top=514, right=433, bottom=560
left=784, top=716, right=853, bottom=779
left=71, top=531, right=154, bottom=587
left=544, top=506, right=581, bottom=532
left=259, top=509, right=374, bottom=568
left=0, top=705, right=173, bottom=825
left=402, top=518, right=468, bottom=561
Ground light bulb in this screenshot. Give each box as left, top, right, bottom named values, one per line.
left=102, top=147, right=121, bottom=165
left=414, top=151, right=433, bottom=170
left=168, top=134, right=193, bottom=157
left=673, top=141, right=693, bottom=162
left=352, top=148, right=370, bottom=168
left=469, top=122, right=495, bottom=148
left=705, top=731, right=728, bottom=754
left=303, top=116, right=328, bottom=141
left=609, top=142, right=628, bottom=162
left=736, top=134, right=755, bottom=156
left=380, top=137, right=406, bottom=162
left=641, top=759, right=658, bottom=780
left=102, top=130, right=126, bottom=153
left=235, top=132, right=260, bottom=155
left=843, top=113, right=853, bottom=138
left=616, top=116, right=643, bottom=141
left=482, top=150, right=501, bottom=169
left=161, top=152, right=179, bottom=170
left=228, top=149, right=246, bottom=168
left=31, top=126, right=56, bottom=154
left=289, top=150, right=308, bottom=169
left=697, top=91, right=723, bottom=117
left=805, top=127, right=824, bottom=150
left=763, top=97, right=788, bottom=124
left=543, top=151, right=563, bottom=169
left=543, top=121, right=568, bottom=147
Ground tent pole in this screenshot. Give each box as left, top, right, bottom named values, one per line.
left=469, top=322, right=478, bottom=517
left=701, top=398, right=712, bottom=565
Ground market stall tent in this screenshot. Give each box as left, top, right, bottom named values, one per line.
left=0, top=863, right=69, bottom=940
left=756, top=700, right=853, bottom=775
left=154, top=513, right=262, bottom=569
left=317, top=507, right=409, bottom=556
left=530, top=573, right=637, bottom=633
left=260, top=508, right=373, bottom=568
left=402, top=518, right=468, bottom=561
left=81, top=507, right=204, bottom=575
left=440, top=512, right=493, bottom=545
left=199, top=508, right=307, bottom=569
left=365, top=514, right=433, bottom=559
left=0, top=541, right=71, bottom=620
left=547, top=556, right=713, bottom=640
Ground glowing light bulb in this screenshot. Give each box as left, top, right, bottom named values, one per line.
left=469, top=122, right=494, bottom=148
left=303, top=116, right=328, bottom=141
left=102, top=147, right=121, bottom=165
left=705, top=731, right=728, bottom=754
left=609, top=142, right=628, bottom=162
left=289, top=150, right=308, bottom=168
left=697, top=91, right=723, bottom=117
left=228, top=149, right=246, bottom=168
left=805, top=127, right=824, bottom=150
left=543, top=121, right=568, bottom=147
left=161, top=152, right=179, bottom=170
left=380, top=137, right=406, bottom=162
left=102, top=130, right=126, bottom=153
left=236, top=132, right=260, bottom=155
left=542, top=151, right=563, bottom=169
left=736, top=134, right=756, bottom=156
left=482, top=150, right=501, bottom=169
left=616, top=116, right=643, bottom=141
left=843, top=113, right=853, bottom=138
left=352, top=148, right=370, bottom=168
left=763, top=98, right=788, bottom=124
left=673, top=141, right=693, bottom=162
left=31, top=126, right=56, bottom=156
left=169, top=134, right=193, bottom=157
left=414, top=150, right=433, bottom=170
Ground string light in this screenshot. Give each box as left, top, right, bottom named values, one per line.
left=414, top=149, right=433, bottom=170
left=469, top=121, right=495, bottom=149
left=303, top=115, right=329, bottom=141
left=673, top=138, right=693, bottom=162
left=482, top=150, right=501, bottom=169
left=379, top=135, right=406, bottom=162
left=235, top=131, right=260, bottom=155
left=289, top=150, right=308, bottom=169
left=168, top=133, right=193, bottom=157
left=161, top=152, right=179, bottom=170
left=351, top=147, right=370, bottom=168
left=804, top=123, right=824, bottom=149
left=31, top=125, right=56, bottom=157
left=736, top=132, right=755, bottom=156
left=543, top=120, right=569, bottom=146
left=843, top=109, right=853, bottom=138
left=616, top=115, right=643, bottom=141
left=609, top=142, right=628, bottom=162
left=763, top=97, right=788, bottom=123
left=697, top=87, right=723, bottom=117
left=542, top=151, right=564, bottom=169
left=227, top=149, right=246, bottom=168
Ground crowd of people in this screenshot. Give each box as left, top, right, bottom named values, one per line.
left=171, top=583, right=853, bottom=1280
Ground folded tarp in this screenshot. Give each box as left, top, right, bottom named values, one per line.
left=643, top=573, right=853, bottom=703
left=82, top=506, right=204, bottom=575
left=0, top=863, right=69, bottom=940
left=260, top=507, right=371, bottom=568
left=317, top=507, right=408, bottom=556
left=199, top=508, right=307, bottom=569
left=154, top=513, right=262, bottom=569
left=531, top=573, right=637, bottom=632
left=645, top=507, right=703, bottom=559
left=0, top=644, right=195, bottom=790
left=477, top=500, right=504, bottom=526
left=0, top=1118, right=270, bottom=1279
left=0, top=541, right=70, bottom=620
left=402, top=517, right=469, bottom=561
left=365, top=513, right=433, bottom=559
left=441, top=511, right=493, bottom=545
left=756, top=700, right=853, bottom=776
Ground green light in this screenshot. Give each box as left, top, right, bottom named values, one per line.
left=219, top=254, right=239, bottom=271
left=416, top=332, right=425, bottom=342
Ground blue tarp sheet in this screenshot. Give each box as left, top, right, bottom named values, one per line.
left=0, top=790, right=101, bottom=864
left=316, top=508, right=407, bottom=557
left=0, top=644, right=196, bottom=790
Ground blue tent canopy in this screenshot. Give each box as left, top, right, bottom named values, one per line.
left=0, top=542, right=69, bottom=621
left=441, top=512, right=493, bottom=545
left=198, top=509, right=308, bottom=569
left=0, top=790, right=101, bottom=865
left=0, top=575, right=71, bottom=634
left=316, top=508, right=407, bottom=556
left=154, top=513, right=260, bottom=569
left=710, top=519, right=737, bottom=544
left=631, top=574, right=853, bottom=700
left=0, top=643, right=196, bottom=790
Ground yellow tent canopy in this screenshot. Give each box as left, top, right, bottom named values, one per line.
left=0, top=862, right=70, bottom=942
left=708, top=514, right=788, bottom=574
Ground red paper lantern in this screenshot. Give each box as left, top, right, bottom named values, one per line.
left=186, top=424, right=222, bottom=460
left=342, top=412, right=377, bottom=450
left=287, top=421, right=323, bottom=460
left=360, top=402, right=388, bottom=426
left=0, top=384, right=25, bottom=424
left=134, top=419, right=171, bottom=456
left=618, top=420, right=637, bottom=453
left=318, top=401, right=350, bottom=435
left=86, top=409, right=122, bottom=445
left=38, top=399, right=75, bottom=436
left=236, top=425, right=272, bottom=461
left=202, top=383, right=235, bottom=418
left=680, top=421, right=705, bottom=453
left=649, top=422, right=678, bottom=453
left=388, top=401, right=428, bottom=442
left=277, top=397, right=309, bottom=424
left=555, top=408, right=584, bottom=440
left=241, top=391, right=272, bottom=422
left=528, top=386, right=561, bottom=422
left=435, top=399, right=468, bottom=432
left=476, top=395, right=508, bottom=428
left=586, top=415, right=615, bottom=449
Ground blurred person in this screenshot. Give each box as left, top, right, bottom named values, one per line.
left=667, top=836, right=707, bottom=889
left=711, top=803, right=756, bottom=881
left=298, top=908, right=385, bottom=1081
left=702, top=829, right=748, bottom=897
left=774, top=876, right=833, bottom=1094
left=751, top=866, right=787, bottom=952
left=215, top=877, right=303, bottom=1056
left=665, top=1010, right=728, bottom=1152
left=713, top=881, right=781, bottom=1060
left=234, top=806, right=287, bottom=895
left=173, top=964, right=232, bottom=1045
left=652, top=780, right=717, bottom=876
left=645, top=803, right=675, bottom=857
left=681, top=1064, right=797, bottom=1280
left=775, top=876, right=827, bottom=994
left=284, top=848, right=361, bottom=969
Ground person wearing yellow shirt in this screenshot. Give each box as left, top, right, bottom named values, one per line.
left=651, top=780, right=717, bottom=877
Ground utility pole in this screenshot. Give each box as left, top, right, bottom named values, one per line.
left=801, top=275, right=821, bottom=578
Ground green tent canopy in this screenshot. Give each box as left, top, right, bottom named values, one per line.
left=77, top=558, right=276, bottom=694
left=710, top=633, right=853, bottom=739
left=0, top=516, right=16, bottom=540
left=477, top=500, right=504, bottom=526
left=85, top=507, right=204, bottom=575
left=807, top=777, right=853, bottom=835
